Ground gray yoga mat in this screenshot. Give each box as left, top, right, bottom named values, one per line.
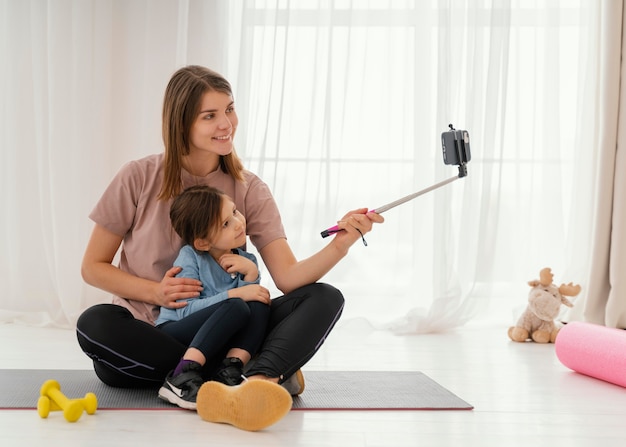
left=0, top=369, right=473, bottom=411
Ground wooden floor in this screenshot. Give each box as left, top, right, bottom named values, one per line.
left=1, top=320, right=625, bottom=446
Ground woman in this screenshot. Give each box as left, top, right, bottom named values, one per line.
left=76, top=65, right=383, bottom=431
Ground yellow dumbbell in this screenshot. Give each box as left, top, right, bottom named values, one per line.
left=37, top=379, right=97, bottom=422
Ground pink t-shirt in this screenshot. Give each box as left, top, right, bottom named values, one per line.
left=89, top=153, right=286, bottom=324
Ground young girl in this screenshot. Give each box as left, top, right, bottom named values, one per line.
left=76, top=65, right=383, bottom=431
left=156, top=185, right=271, bottom=409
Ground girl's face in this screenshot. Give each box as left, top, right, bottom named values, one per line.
left=188, top=90, right=238, bottom=157
left=205, top=197, right=247, bottom=256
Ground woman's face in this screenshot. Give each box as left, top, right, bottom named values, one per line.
left=188, top=90, right=238, bottom=157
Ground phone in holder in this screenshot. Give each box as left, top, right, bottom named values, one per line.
left=441, top=127, right=471, bottom=166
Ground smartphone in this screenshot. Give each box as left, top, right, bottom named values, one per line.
left=441, top=129, right=471, bottom=166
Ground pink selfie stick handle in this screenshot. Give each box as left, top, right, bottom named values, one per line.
left=320, top=210, right=375, bottom=238
left=320, top=225, right=341, bottom=237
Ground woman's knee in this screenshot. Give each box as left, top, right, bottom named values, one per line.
left=76, top=304, right=131, bottom=347
left=306, top=283, right=345, bottom=314
left=77, top=303, right=132, bottom=328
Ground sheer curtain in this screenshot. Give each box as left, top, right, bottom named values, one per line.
left=0, top=0, right=607, bottom=331
left=227, top=0, right=600, bottom=331
left=0, top=0, right=229, bottom=326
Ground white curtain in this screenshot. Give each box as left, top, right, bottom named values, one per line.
left=0, top=0, right=229, bottom=326
left=0, top=0, right=610, bottom=331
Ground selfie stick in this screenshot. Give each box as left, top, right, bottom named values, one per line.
left=320, top=168, right=466, bottom=238
left=320, top=124, right=469, bottom=239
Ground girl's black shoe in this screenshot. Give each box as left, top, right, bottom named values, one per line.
left=214, top=357, right=245, bottom=386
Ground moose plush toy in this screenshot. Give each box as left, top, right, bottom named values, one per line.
left=508, top=267, right=581, bottom=343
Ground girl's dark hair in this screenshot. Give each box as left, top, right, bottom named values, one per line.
left=169, top=185, right=226, bottom=247
left=159, top=65, right=245, bottom=200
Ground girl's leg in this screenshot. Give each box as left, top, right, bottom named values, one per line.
left=76, top=304, right=186, bottom=388
left=157, top=298, right=252, bottom=409
left=159, top=298, right=252, bottom=376
left=245, top=283, right=344, bottom=383
left=227, top=301, right=271, bottom=359
left=215, top=301, right=271, bottom=386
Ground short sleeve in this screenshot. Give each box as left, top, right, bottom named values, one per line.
left=89, top=159, right=146, bottom=237
left=239, top=174, right=286, bottom=251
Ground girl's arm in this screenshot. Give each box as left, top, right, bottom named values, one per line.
left=259, top=209, right=383, bottom=294
left=81, top=224, right=201, bottom=308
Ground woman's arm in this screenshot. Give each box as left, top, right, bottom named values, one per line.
left=81, top=224, right=202, bottom=308
left=259, top=208, right=383, bottom=294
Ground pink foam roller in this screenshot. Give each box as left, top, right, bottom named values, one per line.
left=555, top=321, right=626, bottom=387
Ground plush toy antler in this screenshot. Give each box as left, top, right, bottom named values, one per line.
left=559, top=282, right=582, bottom=297
left=528, top=267, right=554, bottom=288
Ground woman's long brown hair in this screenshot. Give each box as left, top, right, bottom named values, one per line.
left=159, top=66, right=244, bottom=201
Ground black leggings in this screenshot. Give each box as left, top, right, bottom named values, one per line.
left=158, top=298, right=269, bottom=369
left=76, top=283, right=344, bottom=388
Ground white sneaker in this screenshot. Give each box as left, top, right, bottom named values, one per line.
left=281, top=369, right=305, bottom=396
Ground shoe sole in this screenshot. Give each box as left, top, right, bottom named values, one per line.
left=196, top=380, right=292, bottom=431
left=158, top=386, right=197, bottom=411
